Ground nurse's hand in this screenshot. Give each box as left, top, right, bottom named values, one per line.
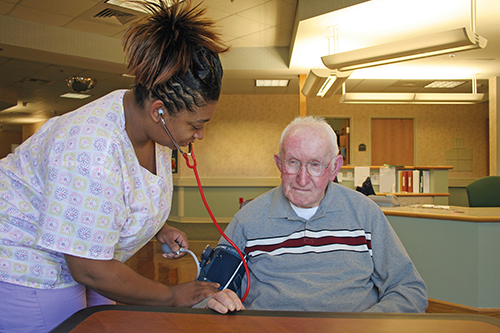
left=207, top=289, right=245, bottom=314
left=156, top=223, right=188, bottom=259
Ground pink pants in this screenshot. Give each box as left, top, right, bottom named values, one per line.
left=0, top=281, right=115, bottom=333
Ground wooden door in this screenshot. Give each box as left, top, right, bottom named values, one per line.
left=371, top=118, right=414, bottom=166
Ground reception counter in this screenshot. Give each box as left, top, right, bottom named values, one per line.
left=381, top=205, right=500, bottom=312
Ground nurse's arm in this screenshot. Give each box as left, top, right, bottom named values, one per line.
left=65, top=254, right=219, bottom=308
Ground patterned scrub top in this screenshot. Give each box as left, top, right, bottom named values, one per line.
left=0, top=90, right=173, bottom=289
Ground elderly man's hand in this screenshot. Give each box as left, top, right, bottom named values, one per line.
left=207, top=289, right=245, bottom=314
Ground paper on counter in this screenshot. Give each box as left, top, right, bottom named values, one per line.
left=354, top=166, right=370, bottom=187
left=379, top=167, right=396, bottom=193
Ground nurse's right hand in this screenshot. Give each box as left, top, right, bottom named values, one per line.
left=170, top=280, right=221, bottom=308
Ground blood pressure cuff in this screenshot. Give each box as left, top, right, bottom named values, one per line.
left=196, top=244, right=246, bottom=298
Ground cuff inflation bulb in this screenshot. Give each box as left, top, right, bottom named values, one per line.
left=161, top=243, right=201, bottom=279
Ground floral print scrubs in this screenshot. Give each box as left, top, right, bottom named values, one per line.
left=0, top=90, right=173, bottom=289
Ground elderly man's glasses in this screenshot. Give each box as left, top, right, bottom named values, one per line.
left=280, top=158, right=333, bottom=177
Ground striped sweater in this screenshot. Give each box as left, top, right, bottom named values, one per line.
left=219, top=182, right=427, bottom=313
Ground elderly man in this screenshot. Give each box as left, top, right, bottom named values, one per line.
left=217, top=116, right=427, bottom=313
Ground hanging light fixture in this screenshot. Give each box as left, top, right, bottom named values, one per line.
left=301, top=69, right=352, bottom=98
left=321, top=27, right=487, bottom=72
left=339, top=91, right=486, bottom=104
left=323, top=0, right=486, bottom=73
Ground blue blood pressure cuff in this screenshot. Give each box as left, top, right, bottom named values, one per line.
left=196, top=244, right=247, bottom=298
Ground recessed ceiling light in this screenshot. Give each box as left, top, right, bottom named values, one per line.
left=60, top=93, right=91, bottom=99
left=424, top=81, right=466, bottom=89
left=255, top=80, right=289, bottom=87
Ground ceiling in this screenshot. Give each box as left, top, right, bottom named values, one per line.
left=0, top=0, right=499, bottom=131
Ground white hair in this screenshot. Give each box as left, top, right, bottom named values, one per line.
left=279, top=116, right=339, bottom=157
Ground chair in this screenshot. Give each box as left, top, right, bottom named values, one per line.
left=466, top=176, right=500, bottom=207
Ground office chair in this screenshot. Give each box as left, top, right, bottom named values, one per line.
left=466, top=176, right=500, bottom=207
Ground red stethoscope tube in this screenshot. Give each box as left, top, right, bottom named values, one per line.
left=181, top=143, right=251, bottom=302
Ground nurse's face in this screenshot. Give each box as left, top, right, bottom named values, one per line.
left=162, top=102, right=217, bottom=150
left=274, top=128, right=343, bottom=208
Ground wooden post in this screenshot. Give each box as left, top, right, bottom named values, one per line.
left=489, top=77, right=500, bottom=175
left=299, top=74, right=307, bottom=117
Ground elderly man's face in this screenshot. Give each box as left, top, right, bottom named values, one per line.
left=274, top=128, right=343, bottom=208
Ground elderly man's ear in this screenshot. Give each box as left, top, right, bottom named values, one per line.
left=329, top=155, right=344, bottom=182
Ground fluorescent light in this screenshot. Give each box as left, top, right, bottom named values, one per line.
left=106, top=0, right=180, bottom=12
left=60, top=93, right=91, bottom=99
left=255, top=80, right=289, bottom=87
left=301, top=69, right=352, bottom=98
left=321, top=27, right=487, bottom=72
left=424, top=81, right=466, bottom=88
left=339, top=92, right=486, bottom=104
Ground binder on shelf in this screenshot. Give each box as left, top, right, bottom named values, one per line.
left=407, top=171, right=413, bottom=193
left=422, top=170, right=430, bottom=193
left=412, top=170, right=420, bottom=193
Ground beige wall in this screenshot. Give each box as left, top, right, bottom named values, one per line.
left=8, top=94, right=489, bottom=182
left=0, top=131, right=22, bottom=159
left=307, top=97, right=489, bottom=180
left=176, top=94, right=299, bottom=178
left=176, top=94, right=489, bottom=181
left=22, top=120, right=48, bottom=141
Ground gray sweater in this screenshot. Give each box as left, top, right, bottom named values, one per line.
left=220, top=182, right=427, bottom=312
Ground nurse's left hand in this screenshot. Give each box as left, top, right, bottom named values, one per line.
left=156, top=223, right=188, bottom=259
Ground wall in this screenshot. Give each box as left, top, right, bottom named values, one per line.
left=9, top=93, right=490, bottom=214
left=0, top=131, right=22, bottom=158
left=175, top=94, right=299, bottom=179
left=307, top=97, right=490, bottom=181
left=173, top=94, right=489, bottom=183
left=22, top=119, right=47, bottom=141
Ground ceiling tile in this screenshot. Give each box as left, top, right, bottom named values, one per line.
left=17, top=0, right=97, bottom=17
left=240, top=26, right=292, bottom=47
left=196, top=0, right=271, bottom=15
left=8, top=5, right=72, bottom=26
left=237, top=0, right=296, bottom=28
left=0, top=2, right=15, bottom=14
left=217, top=14, right=272, bottom=40
left=63, top=18, right=127, bottom=37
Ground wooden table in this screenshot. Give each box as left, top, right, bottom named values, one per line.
left=50, top=305, right=500, bottom=333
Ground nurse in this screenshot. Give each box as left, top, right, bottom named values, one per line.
left=0, top=1, right=242, bottom=332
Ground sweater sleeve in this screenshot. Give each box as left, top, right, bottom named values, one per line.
left=364, top=208, right=428, bottom=313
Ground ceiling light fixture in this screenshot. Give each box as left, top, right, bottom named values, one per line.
left=424, top=81, right=466, bottom=88
left=255, top=79, right=289, bottom=87
left=339, top=92, right=486, bottom=104
left=60, top=93, right=92, bottom=99
left=301, top=69, right=352, bottom=98
left=66, top=77, right=96, bottom=93
left=321, top=27, right=487, bottom=72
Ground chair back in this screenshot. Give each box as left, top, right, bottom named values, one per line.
left=466, top=176, right=500, bottom=207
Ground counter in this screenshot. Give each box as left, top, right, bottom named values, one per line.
left=381, top=205, right=500, bottom=310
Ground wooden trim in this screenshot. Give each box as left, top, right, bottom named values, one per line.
left=173, top=177, right=281, bottom=187
left=427, top=299, right=500, bottom=320
left=299, top=74, right=307, bottom=117
left=341, top=166, right=453, bottom=170
left=382, top=208, right=500, bottom=222
left=167, top=216, right=233, bottom=224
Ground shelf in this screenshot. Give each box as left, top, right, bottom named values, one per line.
left=377, top=193, right=450, bottom=197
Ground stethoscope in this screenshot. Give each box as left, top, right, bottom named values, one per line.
left=158, top=108, right=251, bottom=302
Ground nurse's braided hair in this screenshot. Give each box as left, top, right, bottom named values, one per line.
left=123, top=0, right=228, bottom=116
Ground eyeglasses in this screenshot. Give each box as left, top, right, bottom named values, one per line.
left=280, top=158, right=333, bottom=177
